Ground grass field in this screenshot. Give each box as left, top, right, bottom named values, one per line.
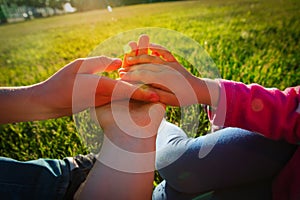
left=0, top=0, right=299, bottom=186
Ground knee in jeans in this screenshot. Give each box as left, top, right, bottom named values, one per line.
left=155, top=139, right=188, bottom=171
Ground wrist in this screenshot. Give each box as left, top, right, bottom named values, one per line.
left=30, top=81, right=65, bottom=120
left=190, top=77, right=220, bottom=107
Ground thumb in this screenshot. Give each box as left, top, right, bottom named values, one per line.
left=94, top=78, right=160, bottom=106
left=112, top=80, right=160, bottom=103
left=78, top=56, right=122, bottom=74
left=131, top=87, right=160, bottom=103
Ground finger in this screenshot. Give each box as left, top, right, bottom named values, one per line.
left=122, top=53, right=131, bottom=68
left=118, top=67, right=126, bottom=74
left=119, top=71, right=126, bottom=79
left=128, top=41, right=138, bottom=55
left=120, top=68, right=187, bottom=106
left=150, top=83, right=172, bottom=94
left=126, top=54, right=165, bottom=66
left=121, top=63, right=168, bottom=73
left=104, top=58, right=123, bottom=71
left=120, top=68, right=157, bottom=83
left=120, top=73, right=173, bottom=94
left=78, top=56, right=122, bottom=74
left=137, top=34, right=150, bottom=55
left=120, top=63, right=169, bottom=82
left=95, top=77, right=160, bottom=105
left=122, top=42, right=138, bottom=68
left=153, top=88, right=179, bottom=106
left=118, top=68, right=130, bottom=79
left=149, top=43, right=177, bottom=62
left=151, top=51, right=160, bottom=57
left=120, top=69, right=175, bottom=95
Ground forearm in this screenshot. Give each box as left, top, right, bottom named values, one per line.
left=77, top=126, right=157, bottom=200
left=191, top=76, right=221, bottom=107
left=0, top=83, right=56, bottom=124
left=209, top=80, right=300, bottom=143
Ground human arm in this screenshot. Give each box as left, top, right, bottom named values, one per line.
left=76, top=101, right=165, bottom=200
left=120, top=35, right=220, bottom=107
left=0, top=56, right=159, bottom=124
left=120, top=41, right=221, bottom=107
left=120, top=37, right=300, bottom=143
left=210, top=80, right=300, bottom=143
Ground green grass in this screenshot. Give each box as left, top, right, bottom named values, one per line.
left=0, top=0, right=299, bottom=186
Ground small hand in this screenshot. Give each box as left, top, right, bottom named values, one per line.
left=119, top=40, right=199, bottom=106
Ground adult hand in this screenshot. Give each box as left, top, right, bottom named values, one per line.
left=41, top=56, right=160, bottom=114
left=0, top=56, right=160, bottom=124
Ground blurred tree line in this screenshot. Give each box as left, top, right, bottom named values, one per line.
left=1, top=0, right=64, bottom=8
left=0, top=0, right=177, bottom=11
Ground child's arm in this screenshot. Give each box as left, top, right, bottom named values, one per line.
left=120, top=37, right=300, bottom=143
left=209, top=80, right=300, bottom=143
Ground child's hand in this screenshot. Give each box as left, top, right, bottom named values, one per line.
left=120, top=41, right=200, bottom=106
left=122, top=34, right=150, bottom=68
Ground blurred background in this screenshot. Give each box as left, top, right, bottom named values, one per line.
left=0, top=0, right=178, bottom=23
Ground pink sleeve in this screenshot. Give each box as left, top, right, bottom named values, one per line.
left=209, top=79, right=300, bottom=144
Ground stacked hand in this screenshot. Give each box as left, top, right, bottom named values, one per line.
left=119, top=34, right=220, bottom=107
left=37, top=56, right=161, bottom=117
left=94, top=35, right=167, bottom=154
left=78, top=37, right=167, bottom=200
left=0, top=56, right=160, bottom=124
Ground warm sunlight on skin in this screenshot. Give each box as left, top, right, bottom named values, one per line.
left=76, top=35, right=166, bottom=200
left=76, top=101, right=165, bottom=200
left=119, top=35, right=221, bottom=108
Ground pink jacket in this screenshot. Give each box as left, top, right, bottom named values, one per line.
left=209, top=79, right=300, bottom=200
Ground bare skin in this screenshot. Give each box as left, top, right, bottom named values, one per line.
left=120, top=35, right=221, bottom=107
left=76, top=100, right=165, bottom=200
left=0, top=56, right=160, bottom=124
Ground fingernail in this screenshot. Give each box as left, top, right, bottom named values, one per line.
left=119, top=72, right=125, bottom=78
left=118, top=68, right=126, bottom=73
left=149, top=93, right=160, bottom=102
left=112, top=59, right=122, bottom=66
left=112, top=58, right=122, bottom=62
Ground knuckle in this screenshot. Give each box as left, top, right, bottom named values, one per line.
left=139, top=54, right=150, bottom=61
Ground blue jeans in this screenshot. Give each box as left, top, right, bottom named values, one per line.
left=153, top=123, right=297, bottom=200
left=0, top=157, right=70, bottom=200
